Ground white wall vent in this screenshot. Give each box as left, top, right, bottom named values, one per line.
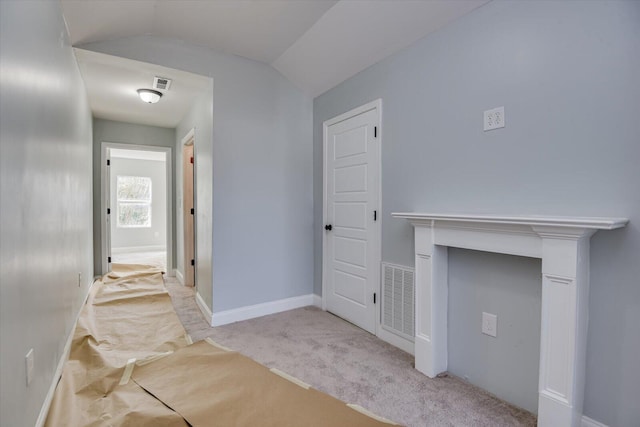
left=153, top=76, right=172, bottom=91
left=382, top=262, right=414, bottom=341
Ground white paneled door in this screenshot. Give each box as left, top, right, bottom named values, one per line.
left=323, top=101, right=380, bottom=334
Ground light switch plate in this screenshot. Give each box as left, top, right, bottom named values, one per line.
left=25, top=348, right=34, bottom=386
left=484, top=106, right=505, bottom=131
left=482, top=312, right=498, bottom=337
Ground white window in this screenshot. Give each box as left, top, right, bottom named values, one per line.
left=116, top=176, right=152, bottom=228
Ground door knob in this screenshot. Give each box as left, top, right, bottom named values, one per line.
left=325, top=224, right=333, bottom=231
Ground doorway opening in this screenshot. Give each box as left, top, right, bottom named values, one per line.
left=101, top=143, right=173, bottom=274
left=181, top=129, right=196, bottom=287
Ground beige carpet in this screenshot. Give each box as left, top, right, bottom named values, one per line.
left=165, top=278, right=536, bottom=427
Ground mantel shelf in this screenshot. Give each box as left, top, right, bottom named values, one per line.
left=391, top=212, right=628, bottom=230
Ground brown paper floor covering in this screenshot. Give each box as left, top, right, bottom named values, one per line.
left=45, top=264, right=396, bottom=426
left=132, top=340, right=394, bottom=426
left=45, top=264, right=190, bottom=427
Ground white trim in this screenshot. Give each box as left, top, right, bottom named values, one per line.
left=323, top=99, right=382, bottom=128
left=175, top=269, right=185, bottom=285
left=111, top=245, right=166, bottom=254
left=312, top=294, right=322, bottom=308
left=36, top=325, right=76, bottom=427
left=211, top=294, right=315, bottom=327
left=377, top=325, right=415, bottom=355
left=36, top=278, right=96, bottom=427
left=195, top=291, right=213, bottom=324
left=393, top=212, right=627, bottom=426
left=322, top=99, right=382, bottom=334
left=181, top=127, right=195, bottom=146
left=581, top=416, right=608, bottom=427
left=101, top=142, right=173, bottom=276
left=391, top=213, right=628, bottom=231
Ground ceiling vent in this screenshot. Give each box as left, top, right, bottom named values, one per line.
left=153, top=76, right=172, bottom=91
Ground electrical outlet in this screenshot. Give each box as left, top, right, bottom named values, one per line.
left=25, top=348, right=34, bottom=386
left=484, top=106, right=505, bottom=131
left=482, top=312, right=497, bottom=337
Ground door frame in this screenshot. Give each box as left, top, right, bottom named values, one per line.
left=322, top=99, right=382, bottom=334
left=180, top=128, right=197, bottom=289
left=100, top=142, right=173, bottom=275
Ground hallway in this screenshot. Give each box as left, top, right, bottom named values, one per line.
left=111, top=250, right=167, bottom=272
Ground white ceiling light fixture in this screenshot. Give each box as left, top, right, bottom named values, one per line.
left=137, top=88, right=162, bottom=104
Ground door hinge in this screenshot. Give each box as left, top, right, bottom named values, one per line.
left=374, top=126, right=377, bottom=138
left=190, top=208, right=194, bottom=215
left=374, top=210, right=377, bottom=221
left=191, top=259, right=195, bottom=266
left=108, top=256, right=111, bottom=263
left=107, top=208, right=110, bottom=215
left=107, top=159, right=110, bottom=166
left=373, top=293, right=377, bottom=304
left=190, top=157, right=194, bottom=164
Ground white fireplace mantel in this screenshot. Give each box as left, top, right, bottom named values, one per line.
left=392, top=213, right=628, bottom=427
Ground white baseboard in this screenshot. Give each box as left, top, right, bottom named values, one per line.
left=377, top=326, right=415, bottom=355
left=175, top=269, right=184, bottom=285
left=195, top=291, right=213, bottom=324
left=582, top=416, right=608, bottom=427
left=36, top=278, right=95, bottom=427
left=111, top=245, right=166, bottom=254
left=211, top=294, right=315, bottom=327
left=312, top=294, right=322, bottom=308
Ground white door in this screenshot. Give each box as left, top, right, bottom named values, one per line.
left=323, top=102, right=380, bottom=334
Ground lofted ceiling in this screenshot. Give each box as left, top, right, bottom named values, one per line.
left=61, top=0, right=490, bottom=97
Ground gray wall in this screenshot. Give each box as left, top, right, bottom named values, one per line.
left=92, top=118, right=176, bottom=274
left=82, top=36, right=314, bottom=313
left=110, top=157, right=167, bottom=250
left=313, top=1, right=640, bottom=425
left=175, top=82, right=215, bottom=309
left=448, top=250, right=542, bottom=414
left=0, top=2, right=94, bottom=426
